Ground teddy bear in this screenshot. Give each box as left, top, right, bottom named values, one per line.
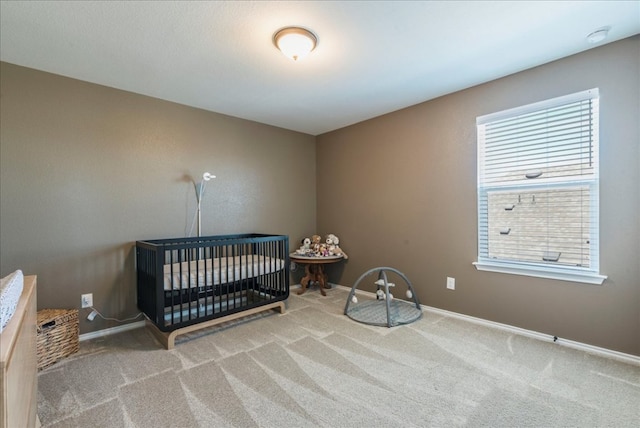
left=311, top=234, right=322, bottom=254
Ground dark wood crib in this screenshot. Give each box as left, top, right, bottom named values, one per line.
left=136, top=234, right=289, bottom=349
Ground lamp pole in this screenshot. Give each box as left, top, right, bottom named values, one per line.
left=196, top=172, right=215, bottom=237
left=197, top=193, right=202, bottom=237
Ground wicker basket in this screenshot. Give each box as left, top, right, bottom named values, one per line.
left=36, top=309, right=79, bottom=370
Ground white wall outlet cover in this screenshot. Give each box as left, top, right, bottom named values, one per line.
left=81, top=293, right=93, bottom=308
left=446, top=277, right=456, bottom=290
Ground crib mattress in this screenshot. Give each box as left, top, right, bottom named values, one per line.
left=163, top=255, right=284, bottom=290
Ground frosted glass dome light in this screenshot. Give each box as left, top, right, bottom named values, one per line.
left=274, top=27, right=317, bottom=61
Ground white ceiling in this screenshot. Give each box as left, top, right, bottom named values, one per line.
left=1, top=1, right=639, bottom=136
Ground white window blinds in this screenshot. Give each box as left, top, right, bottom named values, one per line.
left=475, top=89, right=606, bottom=284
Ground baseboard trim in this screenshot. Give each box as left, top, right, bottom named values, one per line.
left=421, top=305, right=640, bottom=366
left=335, top=284, right=640, bottom=366
left=79, top=320, right=146, bottom=342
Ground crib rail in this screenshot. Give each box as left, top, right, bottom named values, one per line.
left=136, top=234, right=289, bottom=332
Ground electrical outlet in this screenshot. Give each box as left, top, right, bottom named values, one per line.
left=81, top=293, right=93, bottom=308
left=446, top=277, right=455, bottom=290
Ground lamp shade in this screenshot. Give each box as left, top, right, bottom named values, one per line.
left=274, top=27, right=317, bottom=61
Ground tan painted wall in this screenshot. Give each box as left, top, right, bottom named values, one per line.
left=317, top=36, right=640, bottom=356
left=1, top=37, right=638, bottom=356
left=0, top=62, right=316, bottom=334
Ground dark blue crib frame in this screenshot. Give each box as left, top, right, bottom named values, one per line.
left=136, top=234, right=289, bottom=349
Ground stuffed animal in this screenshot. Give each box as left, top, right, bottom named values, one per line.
left=325, top=234, right=348, bottom=259
left=318, top=243, right=330, bottom=257
left=311, top=234, right=322, bottom=254
left=301, top=237, right=311, bottom=250
left=295, top=237, right=312, bottom=255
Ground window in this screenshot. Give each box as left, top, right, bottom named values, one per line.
left=474, top=89, right=606, bottom=284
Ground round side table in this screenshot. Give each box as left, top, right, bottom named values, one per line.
left=290, top=254, right=344, bottom=296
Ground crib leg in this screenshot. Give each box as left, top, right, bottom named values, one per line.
left=145, top=320, right=177, bottom=350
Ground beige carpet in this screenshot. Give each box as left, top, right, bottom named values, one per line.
left=38, top=286, right=640, bottom=427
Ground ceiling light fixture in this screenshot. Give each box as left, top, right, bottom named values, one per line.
left=273, top=27, right=317, bottom=61
left=586, top=27, right=610, bottom=44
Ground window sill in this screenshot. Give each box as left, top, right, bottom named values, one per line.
left=473, top=261, right=607, bottom=285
